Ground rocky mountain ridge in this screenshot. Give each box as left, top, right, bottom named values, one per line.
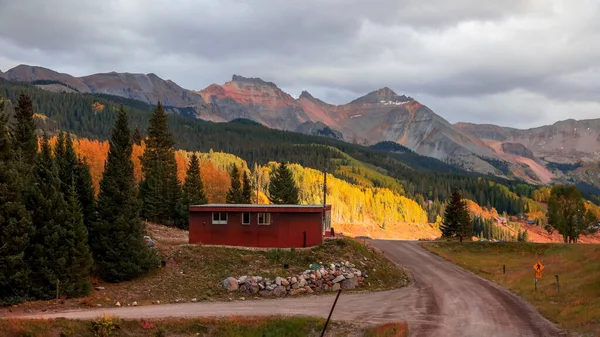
left=4, top=64, right=597, bottom=185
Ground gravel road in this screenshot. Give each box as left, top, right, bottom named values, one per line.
left=12, top=241, right=563, bottom=337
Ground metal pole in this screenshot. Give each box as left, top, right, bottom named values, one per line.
left=56, top=279, right=60, bottom=304
left=503, top=265, right=505, bottom=274
left=321, top=288, right=342, bottom=337
left=555, top=275, right=560, bottom=294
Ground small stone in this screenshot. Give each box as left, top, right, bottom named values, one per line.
left=315, top=271, right=321, bottom=279
left=355, top=271, right=362, bottom=277
left=239, top=297, right=245, bottom=301
left=332, top=275, right=345, bottom=283
left=291, top=277, right=297, bottom=284
left=276, top=277, right=282, bottom=286
left=323, top=284, right=329, bottom=291
left=331, top=283, right=341, bottom=291
left=346, top=273, right=355, bottom=279
left=259, top=290, right=272, bottom=297
left=94, top=286, right=105, bottom=291
left=96, top=304, right=102, bottom=307
left=223, top=277, right=239, bottom=292
left=238, top=276, right=248, bottom=284
left=258, top=283, right=265, bottom=290
left=257, top=276, right=263, bottom=282
left=156, top=300, right=160, bottom=304
left=115, top=301, right=121, bottom=307
left=304, top=286, right=313, bottom=294
left=272, top=285, right=286, bottom=297
left=251, top=276, right=258, bottom=284
left=191, top=298, right=197, bottom=302
left=291, top=282, right=301, bottom=289
left=281, top=279, right=290, bottom=286
left=132, top=301, right=138, bottom=306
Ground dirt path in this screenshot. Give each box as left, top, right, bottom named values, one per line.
left=9, top=241, right=562, bottom=337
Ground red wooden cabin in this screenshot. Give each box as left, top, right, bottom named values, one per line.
left=188, top=204, right=332, bottom=248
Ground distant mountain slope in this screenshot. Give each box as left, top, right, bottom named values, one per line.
left=456, top=120, right=600, bottom=163
left=2, top=64, right=206, bottom=107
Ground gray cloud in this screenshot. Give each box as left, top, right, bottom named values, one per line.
left=1, top=0, right=599, bottom=128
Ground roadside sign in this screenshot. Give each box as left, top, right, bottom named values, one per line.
left=533, top=262, right=544, bottom=278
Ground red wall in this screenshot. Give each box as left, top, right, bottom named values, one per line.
left=189, top=211, right=323, bottom=248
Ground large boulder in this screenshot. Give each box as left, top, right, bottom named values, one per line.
left=341, top=277, right=358, bottom=290
left=223, top=277, right=239, bottom=292
left=272, top=286, right=287, bottom=297
left=332, top=275, right=345, bottom=283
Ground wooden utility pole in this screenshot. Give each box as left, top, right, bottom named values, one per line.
left=56, top=279, right=60, bottom=304
left=256, top=174, right=260, bottom=204
left=322, top=168, right=327, bottom=231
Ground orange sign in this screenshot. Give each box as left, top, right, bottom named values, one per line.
left=534, top=262, right=544, bottom=278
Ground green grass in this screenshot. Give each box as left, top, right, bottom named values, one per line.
left=421, top=242, right=600, bottom=336
left=0, top=317, right=406, bottom=336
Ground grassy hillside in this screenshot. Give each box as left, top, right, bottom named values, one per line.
left=422, top=242, right=600, bottom=336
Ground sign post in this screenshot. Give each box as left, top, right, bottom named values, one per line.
left=533, top=261, right=544, bottom=292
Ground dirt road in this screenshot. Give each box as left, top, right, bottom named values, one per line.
left=13, top=241, right=562, bottom=336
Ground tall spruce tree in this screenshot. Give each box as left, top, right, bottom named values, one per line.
left=268, top=162, right=299, bottom=204
left=61, top=178, right=94, bottom=297
left=55, top=132, right=96, bottom=228
left=74, top=157, right=96, bottom=228
left=132, top=126, right=142, bottom=146
left=12, top=93, right=38, bottom=165
left=140, top=102, right=181, bottom=225
left=0, top=98, right=34, bottom=305
left=441, top=188, right=472, bottom=241
left=90, top=106, right=158, bottom=282
left=177, top=153, right=208, bottom=229
left=182, top=153, right=208, bottom=206
left=226, top=164, right=244, bottom=204
left=25, top=134, right=73, bottom=299
left=242, top=170, right=252, bottom=204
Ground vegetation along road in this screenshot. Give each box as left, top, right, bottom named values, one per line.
left=15, top=241, right=562, bottom=337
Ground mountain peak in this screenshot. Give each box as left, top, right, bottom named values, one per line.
left=299, top=90, right=313, bottom=99
left=231, top=74, right=277, bottom=88
left=349, top=87, right=412, bottom=105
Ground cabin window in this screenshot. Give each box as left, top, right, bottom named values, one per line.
left=242, top=212, right=250, bottom=225
left=212, top=212, right=228, bottom=224
left=258, top=212, right=271, bottom=225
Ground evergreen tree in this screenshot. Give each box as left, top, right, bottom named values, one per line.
left=268, top=162, right=299, bottom=204
left=56, top=132, right=96, bottom=228
left=182, top=153, right=208, bottom=206
left=74, top=157, right=96, bottom=228
left=0, top=98, right=34, bottom=305
left=140, top=102, right=181, bottom=225
left=89, top=106, right=158, bottom=282
left=25, top=134, right=73, bottom=299
left=11, top=93, right=38, bottom=165
left=132, top=126, right=142, bottom=146
left=242, top=170, right=252, bottom=204
left=177, top=153, right=208, bottom=229
left=441, top=188, right=472, bottom=240
left=226, top=164, right=243, bottom=204
left=61, top=178, right=94, bottom=297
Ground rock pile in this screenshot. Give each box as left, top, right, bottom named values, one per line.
left=223, top=262, right=367, bottom=297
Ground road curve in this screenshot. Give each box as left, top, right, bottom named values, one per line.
left=12, top=241, right=562, bottom=337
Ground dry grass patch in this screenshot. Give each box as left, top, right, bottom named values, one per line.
left=422, top=241, right=600, bottom=336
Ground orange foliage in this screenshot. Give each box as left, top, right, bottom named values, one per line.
left=200, top=160, right=230, bottom=203
left=92, top=102, right=105, bottom=112
left=465, top=199, right=499, bottom=219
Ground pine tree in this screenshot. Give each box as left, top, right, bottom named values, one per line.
left=132, top=126, right=142, bottom=146
left=25, top=134, right=73, bottom=299
left=89, top=106, right=158, bottom=282
left=61, top=178, right=94, bottom=296
left=11, top=93, right=38, bottom=165
left=441, top=188, right=472, bottom=240
left=0, top=98, right=34, bottom=305
left=242, top=170, right=252, bottom=204
left=226, top=164, right=244, bottom=204
left=74, top=157, right=96, bottom=228
left=140, top=102, right=181, bottom=225
left=268, top=162, right=299, bottom=204
left=182, top=153, right=208, bottom=205
left=177, top=153, right=208, bottom=229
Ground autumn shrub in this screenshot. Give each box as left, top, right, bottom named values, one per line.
left=90, top=315, right=120, bottom=337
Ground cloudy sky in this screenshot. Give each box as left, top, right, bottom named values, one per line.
left=1, top=0, right=599, bottom=128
